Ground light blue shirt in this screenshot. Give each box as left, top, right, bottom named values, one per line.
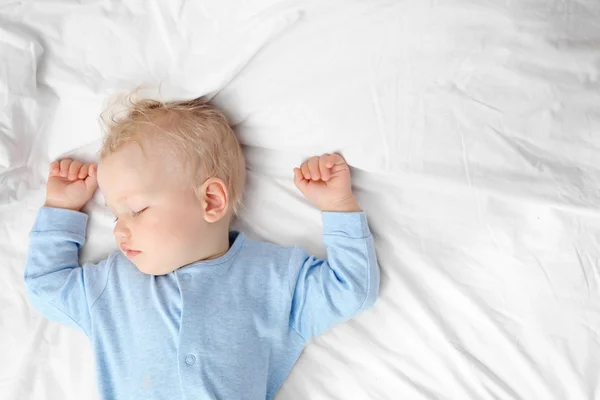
left=24, top=207, right=380, bottom=400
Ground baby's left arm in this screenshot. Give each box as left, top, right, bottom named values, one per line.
left=289, top=154, right=380, bottom=339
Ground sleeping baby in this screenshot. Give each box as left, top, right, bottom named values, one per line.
left=24, top=96, right=380, bottom=400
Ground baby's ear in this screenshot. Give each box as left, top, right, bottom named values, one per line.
left=199, top=178, right=229, bottom=223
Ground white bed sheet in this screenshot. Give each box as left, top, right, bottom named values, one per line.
left=1, top=1, right=599, bottom=399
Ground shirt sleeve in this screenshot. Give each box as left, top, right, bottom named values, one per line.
left=288, top=211, right=380, bottom=340
left=23, top=207, right=113, bottom=337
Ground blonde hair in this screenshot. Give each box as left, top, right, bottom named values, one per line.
left=100, top=94, right=246, bottom=216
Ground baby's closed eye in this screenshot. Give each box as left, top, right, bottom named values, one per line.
left=112, top=207, right=148, bottom=222
left=133, top=207, right=148, bottom=217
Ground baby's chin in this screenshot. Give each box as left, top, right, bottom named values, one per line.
left=131, top=259, right=178, bottom=276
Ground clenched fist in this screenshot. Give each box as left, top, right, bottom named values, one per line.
left=44, top=159, right=99, bottom=212
left=293, top=153, right=360, bottom=212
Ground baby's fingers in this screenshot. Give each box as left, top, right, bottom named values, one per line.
left=68, top=160, right=83, bottom=180
left=319, top=155, right=330, bottom=181
left=307, top=157, right=320, bottom=181
left=78, top=164, right=90, bottom=179
left=59, top=159, right=72, bottom=177
left=300, top=161, right=311, bottom=181
left=293, top=167, right=308, bottom=191
left=49, top=160, right=60, bottom=177
left=84, top=165, right=98, bottom=192
left=327, top=153, right=346, bottom=168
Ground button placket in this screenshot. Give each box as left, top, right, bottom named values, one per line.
left=185, top=354, right=196, bottom=365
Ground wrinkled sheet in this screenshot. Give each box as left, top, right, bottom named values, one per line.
left=1, top=1, right=600, bottom=399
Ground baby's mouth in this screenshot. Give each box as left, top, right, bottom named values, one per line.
left=120, top=244, right=142, bottom=258
left=125, top=250, right=141, bottom=258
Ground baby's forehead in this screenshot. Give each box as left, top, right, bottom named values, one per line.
left=104, top=137, right=183, bottom=167
left=99, top=140, right=191, bottom=190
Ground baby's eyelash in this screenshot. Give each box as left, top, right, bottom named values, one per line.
left=133, top=207, right=148, bottom=217
left=112, top=208, right=147, bottom=222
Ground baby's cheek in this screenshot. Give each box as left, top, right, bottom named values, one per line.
left=155, top=219, right=187, bottom=245
left=140, top=218, right=170, bottom=245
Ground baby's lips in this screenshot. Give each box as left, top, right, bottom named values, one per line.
left=120, top=244, right=139, bottom=252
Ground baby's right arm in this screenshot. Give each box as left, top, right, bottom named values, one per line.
left=24, top=159, right=109, bottom=337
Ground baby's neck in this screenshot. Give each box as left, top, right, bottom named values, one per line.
left=203, top=241, right=230, bottom=261
left=193, top=223, right=231, bottom=263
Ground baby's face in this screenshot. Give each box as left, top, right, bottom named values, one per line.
left=97, top=142, right=210, bottom=275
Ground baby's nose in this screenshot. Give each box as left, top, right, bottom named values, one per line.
left=113, top=220, right=131, bottom=238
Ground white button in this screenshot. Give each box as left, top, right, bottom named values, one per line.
left=182, top=273, right=192, bottom=282
left=185, top=354, right=196, bottom=365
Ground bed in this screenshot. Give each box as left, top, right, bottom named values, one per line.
left=1, top=1, right=599, bottom=399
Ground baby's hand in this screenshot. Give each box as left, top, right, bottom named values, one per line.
left=44, top=159, right=98, bottom=212
left=293, top=153, right=360, bottom=212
